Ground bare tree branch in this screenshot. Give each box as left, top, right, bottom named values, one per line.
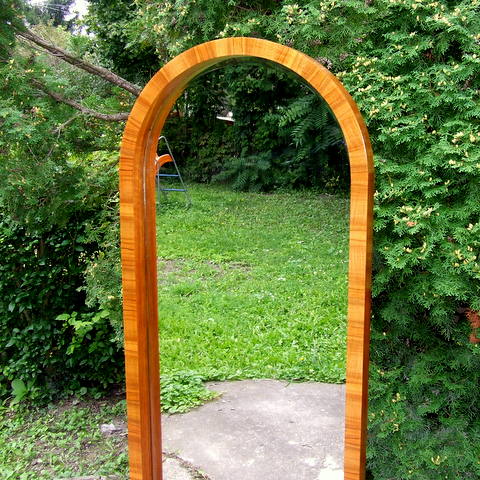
left=52, top=114, right=80, bottom=134
left=16, top=27, right=142, bottom=96
left=32, top=79, right=130, bottom=121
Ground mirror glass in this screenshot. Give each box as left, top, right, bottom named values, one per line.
left=154, top=61, right=349, bottom=479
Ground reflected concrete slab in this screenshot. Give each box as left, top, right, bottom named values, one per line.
left=162, top=379, right=345, bottom=480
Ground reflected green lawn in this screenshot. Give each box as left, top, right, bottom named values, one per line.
left=157, top=184, right=349, bottom=383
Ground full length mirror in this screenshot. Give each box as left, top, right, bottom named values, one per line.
left=156, top=59, right=350, bottom=479
left=119, top=37, right=373, bottom=480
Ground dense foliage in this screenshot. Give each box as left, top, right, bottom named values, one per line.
left=163, top=64, right=347, bottom=192
left=337, top=3, right=480, bottom=478
left=0, top=150, right=123, bottom=402
left=0, top=22, right=125, bottom=401
left=1, top=0, right=480, bottom=478
left=86, top=0, right=160, bottom=83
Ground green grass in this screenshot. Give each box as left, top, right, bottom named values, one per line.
left=157, top=184, right=349, bottom=383
left=0, top=397, right=129, bottom=480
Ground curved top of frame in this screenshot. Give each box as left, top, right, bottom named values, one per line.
left=120, top=37, right=373, bottom=178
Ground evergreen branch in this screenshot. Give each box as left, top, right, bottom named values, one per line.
left=32, top=79, right=130, bottom=122
left=15, top=27, right=142, bottom=96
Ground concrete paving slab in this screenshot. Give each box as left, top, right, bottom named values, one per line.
left=162, top=379, right=345, bottom=480
left=163, top=457, right=195, bottom=480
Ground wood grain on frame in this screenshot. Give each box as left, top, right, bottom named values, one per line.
left=119, top=37, right=374, bottom=480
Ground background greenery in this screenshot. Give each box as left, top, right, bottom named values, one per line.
left=1, top=0, right=479, bottom=478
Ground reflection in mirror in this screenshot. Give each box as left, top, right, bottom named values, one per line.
left=154, top=61, right=350, bottom=479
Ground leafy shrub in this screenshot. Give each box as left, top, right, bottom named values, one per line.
left=0, top=151, right=123, bottom=403
left=213, top=151, right=275, bottom=192
left=0, top=21, right=127, bottom=403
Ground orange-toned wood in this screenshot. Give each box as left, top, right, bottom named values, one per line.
left=155, top=154, right=173, bottom=173
left=119, top=37, right=374, bottom=480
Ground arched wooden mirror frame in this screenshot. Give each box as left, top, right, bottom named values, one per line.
left=119, top=37, right=373, bottom=480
